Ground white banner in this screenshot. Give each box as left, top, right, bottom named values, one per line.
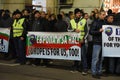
left=0, top=28, right=10, bottom=53
left=26, top=32, right=81, bottom=61
left=102, top=25, right=120, bottom=57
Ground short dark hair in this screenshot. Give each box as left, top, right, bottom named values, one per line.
left=74, top=8, right=82, bottom=14
left=57, top=14, right=62, bottom=20
left=107, top=9, right=112, bottom=15
left=33, top=10, right=40, bottom=16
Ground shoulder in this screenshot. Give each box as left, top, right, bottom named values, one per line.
left=70, top=19, right=75, bottom=23
left=80, top=18, right=86, bottom=23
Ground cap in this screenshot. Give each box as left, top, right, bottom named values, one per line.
left=74, top=8, right=82, bottom=14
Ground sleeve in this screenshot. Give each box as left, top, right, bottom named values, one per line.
left=84, top=23, right=88, bottom=40
left=21, top=19, right=27, bottom=38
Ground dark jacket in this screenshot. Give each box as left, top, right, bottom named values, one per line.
left=49, top=19, right=57, bottom=32
left=0, top=13, right=13, bottom=28
left=31, top=17, right=50, bottom=32
left=32, top=18, right=44, bottom=31
left=90, top=19, right=106, bottom=45
left=40, top=18, right=50, bottom=32
left=54, top=20, right=68, bottom=32
left=22, top=15, right=32, bottom=31
left=1, top=17, right=13, bottom=28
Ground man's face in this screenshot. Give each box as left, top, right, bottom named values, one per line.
left=23, top=10, right=29, bottom=16
left=84, top=14, right=89, bottom=20
left=107, top=16, right=114, bottom=23
left=99, top=12, right=106, bottom=20
left=75, top=12, right=82, bottom=18
left=15, top=14, right=21, bottom=19
left=35, top=12, right=41, bottom=18
left=41, top=12, right=46, bottom=18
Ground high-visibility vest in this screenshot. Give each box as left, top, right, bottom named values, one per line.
left=70, top=18, right=86, bottom=40
left=13, top=18, right=25, bottom=37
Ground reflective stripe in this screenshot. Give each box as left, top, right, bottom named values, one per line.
left=13, top=31, right=23, bottom=33
left=13, top=28, right=23, bottom=30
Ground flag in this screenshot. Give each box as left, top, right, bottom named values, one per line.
left=100, top=0, right=104, bottom=11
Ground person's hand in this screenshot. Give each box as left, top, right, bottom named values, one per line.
left=20, top=37, right=24, bottom=40
left=99, top=28, right=104, bottom=32
left=8, top=27, right=11, bottom=30
left=80, top=39, right=84, bottom=43
left=75, top=29, right=80, bottom=33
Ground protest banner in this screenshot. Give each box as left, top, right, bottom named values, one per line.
left=0, top=28, right=10, bottom=53
left=102, top=25, right=120, bottom=57
left=26, top=32, right=81, bottom=60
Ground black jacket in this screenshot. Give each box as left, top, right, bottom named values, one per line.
left=32, top=18, right=44, bottom=31
left=0, top=17, right=13, bottom=28
left=90, top=19, right=106, bottom=45
left=54, top=20, right=68, bottom=32
left=31, top=17, right=50, bottom=32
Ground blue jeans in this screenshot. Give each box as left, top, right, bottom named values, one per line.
left=91, top=45, right=102, bottom=75
left=81, top=43, right=88, bottom=71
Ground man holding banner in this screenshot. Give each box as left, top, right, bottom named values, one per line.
left=103, top=14, right=120, bottom=74
left=90, top=10, right=106, bottom=79
left=12, top=10, right=27, bottom=65
left=70, top=8, right=88, bottom=75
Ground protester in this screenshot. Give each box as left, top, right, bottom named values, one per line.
left=48, top=14, right=57, bottom=32
left=90, top=10, right=106, bottom=79
left=104, top=14, right=114, bottom=74
left=22, top=9, right=31, bottom=31
left=0, top=7, right=120, bottom=77
left=86, top=11, right=95, bottom=69
left=12, top=10, right=27, bottom=65
left=54, top=14, right=68, bottom=32
left=60, top=11, right=70, bottom=26
left=70, top=8, right=88, bottom=75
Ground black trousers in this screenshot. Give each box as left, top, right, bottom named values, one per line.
left=13, top=37, right=26, bottom=63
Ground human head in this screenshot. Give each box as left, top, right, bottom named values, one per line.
left=0, top=9, right=5, bottom=17
left=94, top=8, right=99, bottom=14
left=49, top=14, right=56, bottom=20
left=90, top=11, right=95, bottom=17
left=99, top=11, right=106, bottom=20
left=34, top=10, right=41, bottom=19
left=40, top=11, right=46, bottom=18
left=60, top=11, right=65, bottom=17
left=69, top=11, right=74, bottom=19
left=57, top=14, right=62, bottom=20
left=74, top=8, right=82, bottom=18
left=22, top=9, right=30, bottom=16
left=14, top=9, right=22, bottom=19
left=83, top=13, right=89, bottom=20
left=107, top=9, right=112, bottom=15
left=106, top=14, right=114, bottom=23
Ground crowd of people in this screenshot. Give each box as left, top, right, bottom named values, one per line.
left=0, top=8, right=120, bottom=79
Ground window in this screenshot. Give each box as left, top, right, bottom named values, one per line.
left=32, top=0, right=46, bottom=11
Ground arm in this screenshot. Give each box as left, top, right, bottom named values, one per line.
left=21, top=19, right=27, bottom=40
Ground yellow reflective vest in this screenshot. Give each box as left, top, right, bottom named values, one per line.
left=70, top=18, right=86, bottom=40
left=13, top=18, right=25, bottom=37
